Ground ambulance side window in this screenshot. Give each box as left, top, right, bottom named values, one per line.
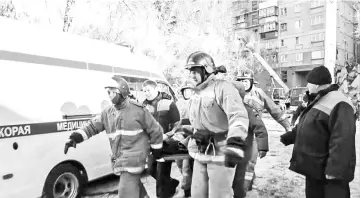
left=121, top=75, right=148, bottom=102
left=156, top=81, right=177, bottom=102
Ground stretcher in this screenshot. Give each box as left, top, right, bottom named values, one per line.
left=156, top=154, right=190, bottom=162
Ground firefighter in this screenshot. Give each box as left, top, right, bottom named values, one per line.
left=64, top=76, right=163, bottom=198
left=183, top=51, right=249, bottom=198
left=235, top=68, right=292, bottom=191
left=142, top=80, right=180, bottom=198
left=231, top=81, right=268, bottom=198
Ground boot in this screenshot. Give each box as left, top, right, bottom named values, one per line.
left=243, top=172, right=255, bottom=191
left=184, top=189, right=191, bottom=197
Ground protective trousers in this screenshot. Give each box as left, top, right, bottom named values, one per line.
left=176, top=158, right=194, bottom=193
left=191, top=160, right=236, bottom=198
left=244, top=138, right=258, bottom=191
left=147, top=155, right=179, bottom=198
left=305, top=177, right=351, bottom=198
left=232, top=135, right=253, bottom=198
left=118, top=171, right=148, bottom=198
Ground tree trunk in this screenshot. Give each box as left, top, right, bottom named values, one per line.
left=63, top=0, right=75, bottom=32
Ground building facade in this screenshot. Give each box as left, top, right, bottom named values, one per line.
left=231, top=0, right=360, bottom=90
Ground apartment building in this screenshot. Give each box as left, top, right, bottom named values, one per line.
left=278, top=0, right=359, bottom=88
left=231, top=0, right=265, bottom=49
left=231, top=0, right=359, bottom=90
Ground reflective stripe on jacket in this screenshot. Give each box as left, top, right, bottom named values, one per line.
left=76, top=98, right=163, bottom=174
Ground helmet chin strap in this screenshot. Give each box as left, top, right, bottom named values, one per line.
left=200, top=68, right=212, bottom=84
left=245, top=79, right=254, bottom=92
left=112, top=93, right=127, bottom=108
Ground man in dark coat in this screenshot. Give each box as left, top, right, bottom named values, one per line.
left=142, top=80, right=180, bottom=198
left=280, top=66, right=356, bottom=198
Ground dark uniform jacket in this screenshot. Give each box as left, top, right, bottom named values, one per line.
left=143, top=92, right=180, bottom=133
left=287, top=85, right=356, bottom=182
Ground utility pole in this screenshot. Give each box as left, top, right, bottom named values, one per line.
left=324, top=0, right=337, bottom=83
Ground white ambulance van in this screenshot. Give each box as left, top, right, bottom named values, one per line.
left=0, top=17, right=176, bottom=198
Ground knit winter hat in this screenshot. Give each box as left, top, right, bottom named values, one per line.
left=306, top=66, right=332, bottom=85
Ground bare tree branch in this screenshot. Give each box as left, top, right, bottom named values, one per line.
left=63, top=0, right=75, bottom=32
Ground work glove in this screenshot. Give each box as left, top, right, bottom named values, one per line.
left=224, top=137, right=245, bottom=168
left=64, top=132, right=84, bottom=154
left=258, top=151, right=267, bottom=159
left=151, top=148, right=163, bottom=160
left=224, top=154, right=240, bottom=168
left=280, top=131, right=295, bottom=146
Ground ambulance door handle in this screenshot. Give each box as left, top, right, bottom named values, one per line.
left=62, top=114, right=96, bottom=119
left=2, top=173, right=13, bottom=180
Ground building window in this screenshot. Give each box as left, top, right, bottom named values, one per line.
left=281, top=23, right=287, bottom=31
left=280, top=8, right=287, bottom=16
left=295, top=20, right=302, bottom=28
left=311, top=15, right=323, bottom=25
left=311, top=50, right=324, bottom=59
left=311, top=0, right=324, bottom=8
left=294, top=4, right=301, bottom=13
left=281, top=71, right=287, bottom=82
left=251, top=14, right=258, bottom=26
left=311, top=33, right=325, bottom=42
left=280, top=55, right=287, bottom=62
left=259, top=9, right=266, bottom=18
left=252, top=1, right=258, bottom=11
left=296, top=53, right=303, bottom=61
left=296, top=37, right=300, bottom=44
left=281, top=39, right=285, bottom=46
left=273, top=55, right=277, bottom=62
left=265, top=41, right=274, bottom=49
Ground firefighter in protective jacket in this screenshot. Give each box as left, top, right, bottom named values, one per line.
left=235, top=68, right=292, bottom=191
left=64, top=76, right=163, bottom=198
left=232, top=81, right=268, bottom=198
left=184, top=51, right=249, bottom=198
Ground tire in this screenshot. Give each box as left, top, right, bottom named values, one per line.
left=42, top=163, right=85, bottom=198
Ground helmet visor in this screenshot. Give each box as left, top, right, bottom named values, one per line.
left=185, top=63, right=204, bottom=70
left=105, top=87, right=120, bottom=95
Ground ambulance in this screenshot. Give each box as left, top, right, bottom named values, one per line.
left=0, top=17, right=176, bottom=198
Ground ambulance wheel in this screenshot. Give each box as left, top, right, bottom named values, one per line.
left=43, top=163, right=85, bottom=198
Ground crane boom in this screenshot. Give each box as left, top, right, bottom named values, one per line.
left=251, top=52, right=290, bottom=93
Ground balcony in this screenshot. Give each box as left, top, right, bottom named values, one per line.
left=259, top=6, right=279, bottom=19
left=260, top=22, right=278, bottom=33
left=259, top=0, right=278, bottom=10
left=260, top=31, right=278, bottom=39
left=233, top=22, right=248, bottom=30
left=232, top=8, right=248, bottom=17
left=259, top=16, right=278, bottom=24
